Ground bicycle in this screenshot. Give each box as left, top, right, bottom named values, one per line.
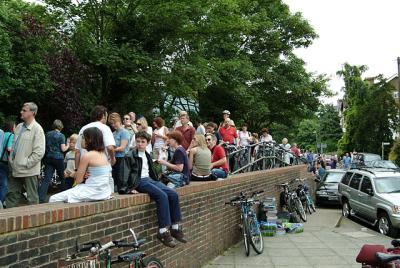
left=276, top=181, right=307, bottom=222
left=58, top=228, right=164, bottom=268
left=296, top=179, right=316, bottom=215
left=225, top=190, right=264, bottom=256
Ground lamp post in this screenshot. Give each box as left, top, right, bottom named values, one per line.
left=382, top=142, right=390, bottom=160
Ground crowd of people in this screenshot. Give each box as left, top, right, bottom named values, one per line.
left=0, top=102, right=308, bottom=247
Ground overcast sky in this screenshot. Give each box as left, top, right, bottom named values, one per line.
left=283, top=0, right=400, bottom=104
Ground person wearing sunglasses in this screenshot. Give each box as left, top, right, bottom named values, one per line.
left=205, top=134, right=228, bottom=179
left=122, top=114, right=137, bottom=138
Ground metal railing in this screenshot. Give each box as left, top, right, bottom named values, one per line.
left=223, top=141, right=306, bottom=175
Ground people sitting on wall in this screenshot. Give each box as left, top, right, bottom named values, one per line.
left=122, top=131, right=187, bottom=248
left=49, top=127, right=112, bottom=203
left=188, top=134, right=213, bottom=181
left=158, top=131, right=190, bottom=188
left=206, top=133, right=229, bottom=179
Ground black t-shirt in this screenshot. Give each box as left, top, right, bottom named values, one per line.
left=171, top=146, right=190, bottom=181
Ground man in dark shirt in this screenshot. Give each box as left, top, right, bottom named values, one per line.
left=158, top=131, right=190, bottom=188
left=176, top=113, right=195, bottom=150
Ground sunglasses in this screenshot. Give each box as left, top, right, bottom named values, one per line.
left=123, top=118, right=130, bottom=120
left=206, top=138, right=212, bottom=141
left=136, top=123, right=142, bottom=126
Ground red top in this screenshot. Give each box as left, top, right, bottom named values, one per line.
left=219, top=126, right=238, bottom=144
left=291, top=147, right=301, bottom=157
left=176, top=125, right=196, bottom=150
left=211, top=145, right=229, bottom=173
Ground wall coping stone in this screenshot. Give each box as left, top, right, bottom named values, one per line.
left=0, top=165, right=304, bottom=234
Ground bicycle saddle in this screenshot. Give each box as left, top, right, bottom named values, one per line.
left=392, top=240, right=400, bottom=247
left=118, top=252, right=145, bottom=262
left=375, top=252, right=400, bottom=264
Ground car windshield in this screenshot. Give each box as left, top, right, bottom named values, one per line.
left=375, top=177, right=400, bottom=193
left=364, top=154, right=381, bottom=162
left=370, top=160, right=398, bottom=169
left=323, top=172, right=344, bottom=183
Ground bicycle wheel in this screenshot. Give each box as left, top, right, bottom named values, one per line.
left=294, top=198, right=307, bottom=222
left=242, top=218, right=250, bottom=256
left=141, top=256, right=164, bottom=268
left=247, top=216, right=264, bottom=254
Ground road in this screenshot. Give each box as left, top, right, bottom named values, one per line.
left=203, top=207, right=392, bottom=268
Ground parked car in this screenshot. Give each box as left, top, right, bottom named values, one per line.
left=351, top=153, right=381, bottom=168
left=315, top=169, right=346, bottom=205
left=366, top=160, right=398, bottom=169
left=338, top=167, right=400, bottom=237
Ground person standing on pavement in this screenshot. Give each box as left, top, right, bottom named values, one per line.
left=0, top=121, right=14, bottom=207
left=38, top=119, right=69, bottom=203
left=108, top=112, right=131, bottom=193
left=176, top=113, right=196, bottom=150
left=6, top=102, right=45, bottom=207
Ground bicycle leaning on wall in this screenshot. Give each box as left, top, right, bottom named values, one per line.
left=225, top=190, right=264, bottom=256
left=58, top=228, right=164, bottom=268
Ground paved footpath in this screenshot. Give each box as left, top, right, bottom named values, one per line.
left=203, top=208, right=392, bottom=268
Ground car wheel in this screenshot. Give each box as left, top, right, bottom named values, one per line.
left=342, top=200, right=352, bottom=218
left=378, top=212, right=399, bottom=238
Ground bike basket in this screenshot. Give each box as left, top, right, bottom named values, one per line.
left=58, top=258, right=99, bottom=268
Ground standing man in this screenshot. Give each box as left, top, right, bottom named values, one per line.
left=6, top=102, right=45, bottom=207
left=176, top=112, right=196, bottom=150
left=219, top=110, right=235, bottom=128
left=173, top=111, right=193, bottom=130
left=76, top=105, right=116, bottom=192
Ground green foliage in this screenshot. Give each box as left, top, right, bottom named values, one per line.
left=389, top=139, right=400, bottom=166
left=0, top=0, right=328, bottom=133
left=338, top=64, right=399, bottom=155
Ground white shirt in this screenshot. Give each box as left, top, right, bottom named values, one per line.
left=76, top=121, right=115, bottom=157
left=138, top=151, right=149, bottom=178
left=260, top=134, right=273, bottom=143
left=153, top=126, right=166, bottom=149
left=239, top=131, right=251, bottom=146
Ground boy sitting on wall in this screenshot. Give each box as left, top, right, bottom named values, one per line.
left=122, top=131, right=187, bottom=248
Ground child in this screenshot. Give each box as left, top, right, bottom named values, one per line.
left=122, top=131, right=187, bottom=248
left=64, top=134, right=78, bottom=189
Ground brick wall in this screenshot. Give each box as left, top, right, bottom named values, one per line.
left=0, top=165, right=311, bottom=268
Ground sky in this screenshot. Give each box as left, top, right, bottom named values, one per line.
left=283, top=0, right=400, bottom=104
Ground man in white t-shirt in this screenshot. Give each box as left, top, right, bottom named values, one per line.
left=75, top=105, right=116, bottom=168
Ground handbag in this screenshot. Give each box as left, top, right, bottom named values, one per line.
left=1, top=134, right=11, bottom=163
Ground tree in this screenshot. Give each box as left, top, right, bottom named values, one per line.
left=318, top=104, right=342, bottom=152
left=338, top=63, right=398, bottom=155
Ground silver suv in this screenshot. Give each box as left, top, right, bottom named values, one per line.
left=338, top=168, right=400, bottom=237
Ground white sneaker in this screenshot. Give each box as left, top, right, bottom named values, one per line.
left=216, top=178, right=225, bottom=181
left=167, top=182, right=176, bottom=189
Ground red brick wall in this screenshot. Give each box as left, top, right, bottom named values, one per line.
left=0, top=165, right=310, bottom=268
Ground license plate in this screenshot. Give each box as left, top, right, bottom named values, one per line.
left=328, top=196, right=339, bottom=200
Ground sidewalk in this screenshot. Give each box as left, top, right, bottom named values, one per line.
left=203, top=208, right=392, bottom=268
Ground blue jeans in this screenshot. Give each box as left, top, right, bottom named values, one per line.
left=38, top=158, right=65, bottom=203
left=136, top=177, right=182, bottom=228
left=165, top=172, right=186, bottom=188
left=0, top=162, right=9, bottom=203
left=211, top=168, right=227, bottom=179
